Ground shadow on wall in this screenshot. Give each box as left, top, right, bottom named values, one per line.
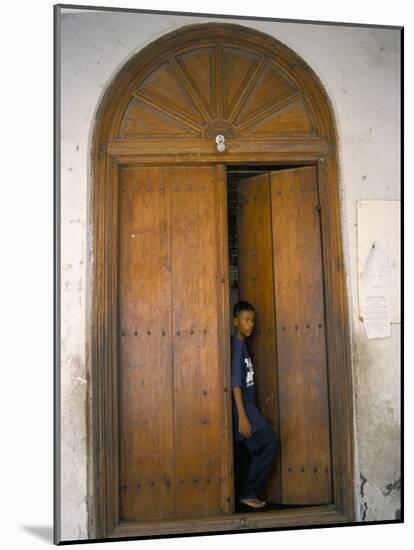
left=19, top=525, right=53, bottom=543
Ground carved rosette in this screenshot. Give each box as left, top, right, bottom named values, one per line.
left=203, top=120, right=237, bottom=139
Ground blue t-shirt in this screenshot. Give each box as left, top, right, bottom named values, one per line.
left=231, top=334, right=269, bottom=441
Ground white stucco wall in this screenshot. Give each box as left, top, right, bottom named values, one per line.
left=59, top=8, right=401, bottom=541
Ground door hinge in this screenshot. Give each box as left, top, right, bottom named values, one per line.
left=99, top=144, right=106, bottom=160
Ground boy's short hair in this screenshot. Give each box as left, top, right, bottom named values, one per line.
left=233, top=300, right=255, bottom=318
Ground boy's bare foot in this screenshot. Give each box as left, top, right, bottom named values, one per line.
left=239, top=498, right=266, bottom=509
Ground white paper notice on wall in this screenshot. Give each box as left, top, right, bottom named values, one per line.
left=357, top=201, right=400, bottom=338
left=359, top=241, right=391, bottom=338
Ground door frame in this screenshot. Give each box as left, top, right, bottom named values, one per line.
left=88, top=153, right=356, bottom=540
left=87, top=23, right=357, bottom=539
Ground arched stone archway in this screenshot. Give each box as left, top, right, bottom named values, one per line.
left=89, top=23, right=355, bottom=539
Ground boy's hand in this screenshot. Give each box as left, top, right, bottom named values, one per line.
left=232, top=386, right=252, bottom=438
left=239, top=414, right=252, bottom=438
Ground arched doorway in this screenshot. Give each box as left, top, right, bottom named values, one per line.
left=89, top=22, right=356, bottom=539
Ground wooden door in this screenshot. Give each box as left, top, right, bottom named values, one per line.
left=236, top=173, right=282, bottom=502
left=237, top=166, right=332, bottom=505
left=118, top=165, right=232, bottom=521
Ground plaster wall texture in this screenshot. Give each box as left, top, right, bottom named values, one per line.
left=59, top=8, right=401, bottom=540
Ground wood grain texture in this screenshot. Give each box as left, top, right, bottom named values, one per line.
left=110, top=504, right=348, bottom=538
left=236, top=167, right=332, bottom=506
left=119, top=63, right=313, bottom=138
left=116, top=36, right=316, bottom=143
left=117, top=166, right=231, bottom=522
left=214, top=164, right=234, bottom=516
left=118, top=167, right=175, bottom=521
left=236, top=173, right=281, bottom=503
left=270, top=166, right=332, bottom=504
left=92, top=22, right=338, bottom=152
left=90, top=23, right=356, bottom=539
left=170, top=166, right=229, bottom=518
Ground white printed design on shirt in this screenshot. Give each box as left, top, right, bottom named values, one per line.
left=245, top=357, right=254, bottom=387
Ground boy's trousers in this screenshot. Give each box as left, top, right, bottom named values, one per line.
left=236, top=426, right=278, bottom=500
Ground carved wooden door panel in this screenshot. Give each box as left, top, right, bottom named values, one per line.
left=237, top=166, right=332, bottom=505
left=118, top=165, right=231, bottom=521
left=236, top=173, right=282, bottom=503
left=91, top=23, right=357, bottom=536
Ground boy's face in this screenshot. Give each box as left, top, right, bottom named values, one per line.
left=234, top=310, right=255, bottom=338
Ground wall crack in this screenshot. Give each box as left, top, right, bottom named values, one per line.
left=359, top=472, right=368, bottom=520
left=382, top=478, right=401, bottom=497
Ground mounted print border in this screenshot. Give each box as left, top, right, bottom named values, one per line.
left=88, top=22, right=356, bottom=539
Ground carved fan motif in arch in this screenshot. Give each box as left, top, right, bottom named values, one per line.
left=119, top=44, right=317, bottom=140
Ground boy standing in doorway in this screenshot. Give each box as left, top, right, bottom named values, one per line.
left=231, top=301, right=278, bottom=509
